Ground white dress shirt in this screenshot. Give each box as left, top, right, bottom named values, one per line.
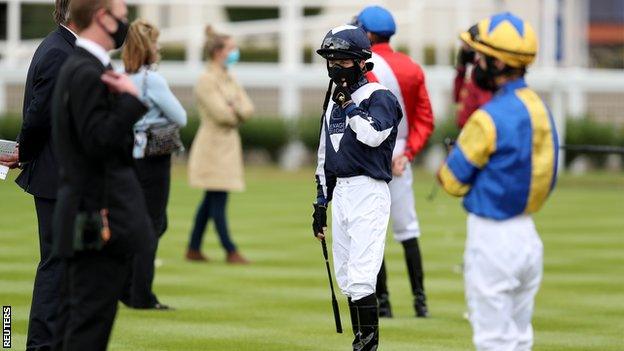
left=75, top=37, right=111, bottom=67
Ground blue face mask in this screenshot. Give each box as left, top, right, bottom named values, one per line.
left=225, top=48, right=240, bottom=68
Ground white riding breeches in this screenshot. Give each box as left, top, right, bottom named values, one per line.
left=464, top=214, right=543, bottom=351
left=332, top=176, right=391, bottom=302
left=388, top=163, right=421, bottom=242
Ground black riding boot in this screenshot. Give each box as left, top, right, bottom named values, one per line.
left=375, top=259, right=393, bottom=318
left=402, top=238, right=428, bottom=317
left=348, top=294, right=379, bottom=351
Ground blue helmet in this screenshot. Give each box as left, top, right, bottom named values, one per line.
left=355, top=6, right=396, bottom=38
left=316, top=25, right=372, bottom=60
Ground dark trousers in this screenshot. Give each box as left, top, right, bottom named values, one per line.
left=188, top=191, right=236, bottom=253
left=123, top=155, right=171, bottom=307
left=54, top=252, right=130, bottom=351
left=376, top=238, right=426, bottom=301
left=27, top=197, right=65, bottom=351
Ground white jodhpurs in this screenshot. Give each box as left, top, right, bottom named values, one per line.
left=465, top=214, right=543, bottom=351
left=388, top=163, right=421, bottom=242
left=332, top=175, right=391, bottom=302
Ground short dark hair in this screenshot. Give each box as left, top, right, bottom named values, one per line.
left=70, top=0, right=111, bottom=30
left=369, top=33, right=390, bottom=45
left=53, top=0, right=71, bottom=25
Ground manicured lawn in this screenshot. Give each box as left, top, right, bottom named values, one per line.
left=1, top=166, right=622, bottom=350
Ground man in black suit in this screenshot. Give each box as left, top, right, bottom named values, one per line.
left=51, top=0, right=154, bottom=349
left=0, top=1, right=77, bottom=349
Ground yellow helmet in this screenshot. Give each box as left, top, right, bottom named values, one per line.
left=460, top=12, right=538, bottom=68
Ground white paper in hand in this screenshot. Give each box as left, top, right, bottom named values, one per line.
left=0, top=166, right=9, bottom=180
left=0, top=139, right=18, bottom=181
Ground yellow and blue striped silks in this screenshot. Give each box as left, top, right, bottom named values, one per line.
left=439, top=77, right=558, bottom=220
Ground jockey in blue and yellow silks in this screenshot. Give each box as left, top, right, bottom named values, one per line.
left=438, top=76, right=559, bottom=219
left=438, top=12, right=559, bottom=351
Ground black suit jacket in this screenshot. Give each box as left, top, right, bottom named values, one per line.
left=16, top=26, right=76, bottom=200
left=51, top=46, right=154, bottom=258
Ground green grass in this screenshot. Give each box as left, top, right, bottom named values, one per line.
left=1, top=166, right=623, bottom=350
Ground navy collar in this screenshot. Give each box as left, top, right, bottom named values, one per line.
left=348, top=76, right=368, bottom=93
left=56, top=25, right=77, bottom=47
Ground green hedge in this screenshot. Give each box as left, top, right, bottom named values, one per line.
left=297, top=116, right=322, bottom=151
left=17, top=4, right=139, bottom=40
left=180, top=115, right=317, bottom=159
left=180, top=115, right=290, bottom=161
left=20, top=4, right=55, bottom=40
left=239, top=117, right=290, bottom=159
left=565, top=118, right=623, bottom=146
left=225, top=6, right=322, bottom=22
left=565, top=118, right=624, bottom=166
left=179, top=115, right=200, bottom=149
left=0, top=113, right=21, bottom=140
left=1, top=114, right=623, bottom=167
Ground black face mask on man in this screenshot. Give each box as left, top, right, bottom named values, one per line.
left=101, top=11, right=129, bottom=49
left=472, top=64, right=497, bottom=92
left=327, top=61, right=363, bottom=87
left=472, top=56, right=502, bottom=92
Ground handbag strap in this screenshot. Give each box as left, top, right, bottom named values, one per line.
left=142, top=67, right=148, bottom=100
left=136, top=67, right=150, bottom=128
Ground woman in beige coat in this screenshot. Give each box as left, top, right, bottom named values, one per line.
left=186, top=26, right=254, bottom=264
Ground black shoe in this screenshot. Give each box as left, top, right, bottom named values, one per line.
left=377, top=293, right=393, bottom=318
left=150, top=302, right=173, bottom=310
left=120, top=297, right=132, bottom=308
left=414, top=295, right=428, bottom=318
left=349, top=294, right=379, bottom=351
left=127, top=302, right=173, bottom=310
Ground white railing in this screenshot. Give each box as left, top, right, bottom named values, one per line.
left=1, top=0, right=579, bottom=115
left=3, top=60, right=624, bottom=117
left=1, top=0, right=621, bottom=139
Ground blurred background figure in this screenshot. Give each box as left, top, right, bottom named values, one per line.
left=453, top=44, right=492, bottom=129
left=186, top=25, right=254, bottom=264
left=121, top=19, right=187, bottom=310
left=354, top=5, right=434, bottom=318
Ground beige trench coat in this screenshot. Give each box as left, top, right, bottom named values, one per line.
left=188, top=62, right=254, bottom=191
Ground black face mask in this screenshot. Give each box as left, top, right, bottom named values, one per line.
left=327, top=62, right=363, bottom=87
left=103, top=12, right=129, bottom=49
left=473, top=54, right=509, bottom=92
left=472, top=64, right=497, bottom=92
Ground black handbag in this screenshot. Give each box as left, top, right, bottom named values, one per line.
left=141, top=69, right=184, bottom=157
left=144, top=123, right=184, bottom=157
